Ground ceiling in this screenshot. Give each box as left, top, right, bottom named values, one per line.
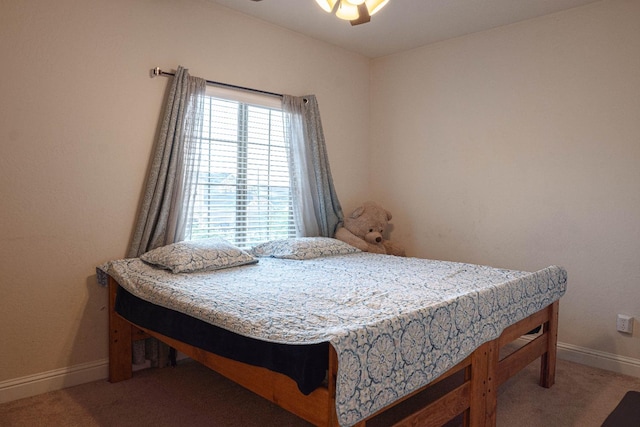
left=211, top=0, right=600, bottom=58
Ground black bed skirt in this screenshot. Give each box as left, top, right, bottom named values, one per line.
left=115, top=286, right=329, bottom=395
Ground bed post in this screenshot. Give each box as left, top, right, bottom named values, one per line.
left=108, top=277, right=133, bottom=382
left=540, top=300, right=559, bottom=388
left=467, top=339, right=498, bottom=426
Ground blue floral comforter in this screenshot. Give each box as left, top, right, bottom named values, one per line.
left=99, top=253, right=567, bottom=426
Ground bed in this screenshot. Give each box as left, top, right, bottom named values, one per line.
left=98, top=237, right=567, bottom=427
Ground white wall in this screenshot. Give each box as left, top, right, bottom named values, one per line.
left=0, top=0, right=370, bottom=384
left=2, top=0, right=639, bottom=399
left=371, top=0, right=640, bottom=361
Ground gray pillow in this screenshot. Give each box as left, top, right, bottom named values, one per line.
left=251, top=237, right=360, bottom=260
left=140, top=238, right=258, bottom=273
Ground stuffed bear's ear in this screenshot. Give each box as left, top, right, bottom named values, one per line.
left=350, top=206, right=365, bottom=218
left=386, top=209, right=392, bottom=221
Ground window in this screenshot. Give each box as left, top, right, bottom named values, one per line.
left=188, top=87, right=296, bottom=249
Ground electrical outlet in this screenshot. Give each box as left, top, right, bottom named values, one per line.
left=617, top=314, right=634, bottom=334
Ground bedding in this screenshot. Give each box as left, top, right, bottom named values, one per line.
left=98, top=252, right=566, bottom=426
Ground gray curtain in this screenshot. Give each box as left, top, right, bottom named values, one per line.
left=128, top=66, right=205, bottom=258
left=127, top=66, right=205, bottom=366
left=283, top=95, right=344, bottom=237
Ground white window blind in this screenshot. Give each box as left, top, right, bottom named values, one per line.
left=188, top=86, right=295, bottom=249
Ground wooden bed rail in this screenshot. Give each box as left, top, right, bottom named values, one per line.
left=108, top=276, right=559, bottom=427
left=497, top=301, right=559, bottom=388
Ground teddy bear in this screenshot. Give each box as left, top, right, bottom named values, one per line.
left=334, top=201, right=406, bottom=256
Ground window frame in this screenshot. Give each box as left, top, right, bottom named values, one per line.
left=187, top=86, right=296, bottom=248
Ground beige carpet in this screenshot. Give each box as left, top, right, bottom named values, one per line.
left=2, top=358, right=640, bottom=426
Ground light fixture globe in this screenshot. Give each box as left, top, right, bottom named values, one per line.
left=314, top=0, right=337, bottom=13
left=366, top=0, right=389, bottom=16
left=336, top=2, right=359, bottom=20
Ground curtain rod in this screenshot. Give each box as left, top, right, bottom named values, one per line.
left=150, top=67, right=283, bottom=98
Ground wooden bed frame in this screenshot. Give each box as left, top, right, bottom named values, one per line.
left=108, top=276, right=559, bottom=427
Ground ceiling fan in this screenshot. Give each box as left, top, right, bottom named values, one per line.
left=250, top=0, right=390, bottom=26
left=315, top=0, right=390, bottom=26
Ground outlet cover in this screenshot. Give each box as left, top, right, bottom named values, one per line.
left=617, top=314, right=634, bottom=334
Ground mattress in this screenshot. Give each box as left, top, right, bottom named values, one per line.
left=99, top=253, right=567, bottom=426
left=114, top=284, right=329, bottom=394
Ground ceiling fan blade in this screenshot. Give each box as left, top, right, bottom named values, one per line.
left=350, top=3, right=371, bottom=25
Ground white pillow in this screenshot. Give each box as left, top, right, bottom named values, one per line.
left=251, top=237, right=360, bottom=260
left=140, top=238, right=258, bottom=273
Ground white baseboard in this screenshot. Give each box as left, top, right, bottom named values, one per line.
left=0, top=359, right=108, bottom=404
left=1, top=343, right=638, bottom=405
left=556, top=341, right=640, bottom=378
left=0, top=352, right=190, bottom=405
left=516, top=337, right=640, bottom=379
